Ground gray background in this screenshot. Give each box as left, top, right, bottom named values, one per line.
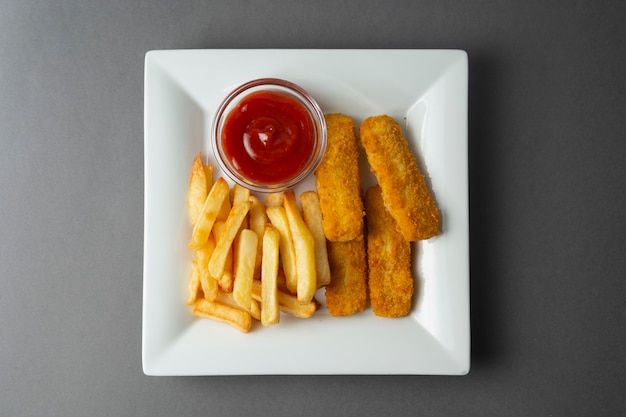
left=2, top=0, right=625, bottom=416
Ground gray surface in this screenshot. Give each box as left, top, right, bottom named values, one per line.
left=1, top=0, right=625, bottom=415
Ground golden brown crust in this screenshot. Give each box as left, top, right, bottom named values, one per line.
left=365, top=185, right=413, bottom=318
left=187, top=153, right=209, bottom=226
left=324, top=238, right=368, bottom=316
left=359, top=115, right=439, bottom=241
left=315, top=114, right=365, bottom=242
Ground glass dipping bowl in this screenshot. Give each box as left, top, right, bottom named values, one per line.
left=212, top=78, right=327, bottom=193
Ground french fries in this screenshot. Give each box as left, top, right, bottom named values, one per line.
left=233, top=229, right=258, bottom=315
left=232, top=183, right=251, bottom=230
left=265, top=206, right=298, bottom=294
left=186, top=154, right=326, bottom=332
left=187, top=153, right=213, bottom=226
left=208, top=201, right=252, bottom=280
left=195, top=235, right=218, bottom=301
left=188, top=178, right=230, bottom=250
left=232, top=183, right=251, bottom=205
left=213, top=221, right=234, bottom=292
left=283, top=190, right=317, bottom=304
left=185, top=154, right=328, bottom=332
left=217, top=194, right=231, bottom=221
left=265, top=191, right=284, bottom=208
left=186, top=260, right=201, bottom=305
left=193, top=298, right=252, bottom=333
left=261, top=225, right=280, bottom=326
left=248, top=195, right=267, bottom=279
left=300, top=191, right=331, bottom=288
left=215, top=290, right=261, bottom=321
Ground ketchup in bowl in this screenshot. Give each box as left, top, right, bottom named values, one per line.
left=222, top=90, right=315, bottom=184
left=213, top=79, right=326, bottom=192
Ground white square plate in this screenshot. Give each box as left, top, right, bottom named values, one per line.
left=143, top=49, right=469, bottom=375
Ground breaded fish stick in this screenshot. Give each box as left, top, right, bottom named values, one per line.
left=326, top=239, right=367, bottom=316
left=325, top=238, right=368, bottom=317
left=315, top=114, right=364, bottom=242
left=359, top=115, right=439, bottom=241
left=365, top=185, right=414, bottom=318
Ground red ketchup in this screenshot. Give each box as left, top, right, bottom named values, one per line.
left=221, top=91, right=315, bottom=184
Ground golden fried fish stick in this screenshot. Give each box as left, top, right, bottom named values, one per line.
left=359, top=115, right=439, bottom=241
left=315, top=114, right=364, bottom=242
left=325, top=238, right=367, bottom=317
left=365, top=185, right=414, bottom=318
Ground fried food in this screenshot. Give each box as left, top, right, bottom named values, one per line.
left=264, top=191, right=284, bottom=208
left=261, top=225, right=280, bottom=326
left=251, top=280, right=317, bottom=319
left=184, top=122, right=432, bottom=331
left=233, top=229, right=258, bottom=314
left=186, top=260, right=201, bottom=305
left=325, top=238, right=368, bottom=316
left=314, top=114, right=364, bottom=242
left=248, top=195, right=267, bottom=279
left=193, top=298, right=252, bottom=333
left=194, top=235, right=218, bottom=301
left=300, top=191, right=331, bottom=288
left=231, top=183, right=251, bottom=230
left=208, top=201, right=252, bottom=280
left=265, top=206, right=298, bottom=294
left=365, top=185, right=414, bottom=317
left=213, top=220, right=234, bottom=292
left=187, top=153, right=213, bottom=226
left=359, top=115, right=439, bottom=241
left=283, top=190, right=317, bottom=304
left=188, top=177, right=230, bottom=250
left=215, top=290, right=261, bottom=321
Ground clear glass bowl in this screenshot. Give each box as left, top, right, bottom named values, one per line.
left=212, top=78, right=327, bottom=193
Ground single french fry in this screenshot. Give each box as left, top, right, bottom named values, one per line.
left=252, top=270, right=290, bottom=298
left=193, top=299, right=251, bottom=333
left=325, top=239, right=368, bottom=316
left=187, top=152, right=213, bottom=226
left=195, top=235, right=218, bottom=301
left=189, top=178, right=230, bottom=250
left=233, top=229, right=258, bottom=314
left=215, top=290, right=261, bottom=321
left=208, top=201, right=253, bottom=280
left=365, top=184, right=413, bottom=317
left=187, top=153, right=210, bottom=226
left=252, top=280, right=317, bottom=319
left=283, top=190, right=317, bottom=304
left=261, top=225, right=280, bottom=326
left=232, top=184, right=251, bottom=228
left=204, top=163, right=214, bottom=191
left=248, top=195, right=267, bottom=279
left=213, top=221, right=234, bottom=292
left=186, top=260, right=201, bottom=305
left=279, top=302, right=317, bottom=319
left=265, top=192, right=284, bottom=208
left=316, top=114, right=364, bottom=242
left=300, top=191, right=331, bottom=288
left=266, top=206, right=298, bottom=294
left=217, top=192, right=232, bottom=221
left=230, top=185, right=251, bottom=274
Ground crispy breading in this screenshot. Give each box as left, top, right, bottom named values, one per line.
left=365, top=185, right=414, bottom=318
left=324, top=238, right=368, bottom=317
left=359, top=115, right=439, bottom=241
left=315, top=114, right=364, bottom=242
